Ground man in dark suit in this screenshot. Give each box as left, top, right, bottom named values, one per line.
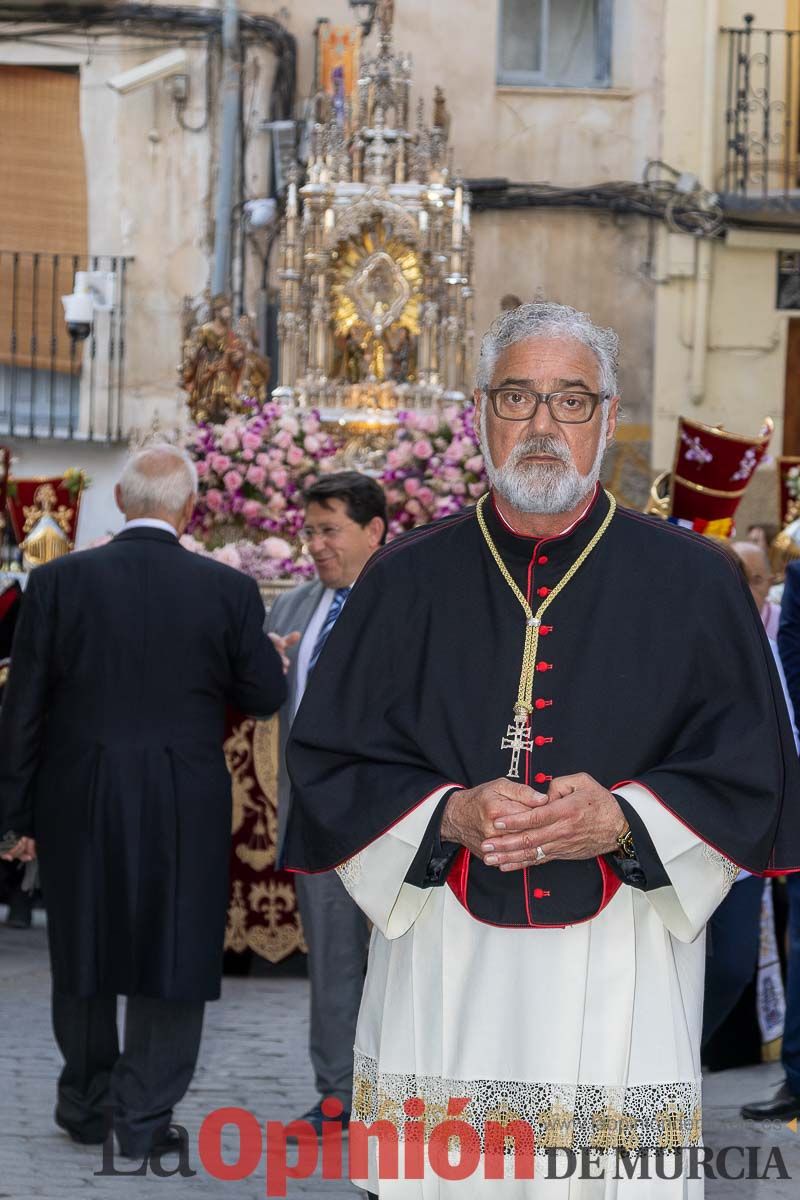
left=742, top=557, right=800, bottom=1123
left=0, top=443, right=285, bottom=1158
left=268, top=472, right=386, bottom=1135
left=0, top=576, right=30, bottom=927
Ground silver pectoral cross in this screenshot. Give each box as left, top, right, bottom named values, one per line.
left=501, top=711, right=534, bottom=780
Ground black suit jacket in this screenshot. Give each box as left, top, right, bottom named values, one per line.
left=779, top=561, right=800, bottom=727
left=0, top=527, right=285, bottom=999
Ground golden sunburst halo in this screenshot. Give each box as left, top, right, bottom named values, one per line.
left=331, top=218, right=422, bottom=381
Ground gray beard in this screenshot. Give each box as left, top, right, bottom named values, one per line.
left=478, top=404, right=609, bottom=515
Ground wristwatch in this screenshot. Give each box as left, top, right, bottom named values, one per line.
left=0, top=829, right=21, bottom=855
left=616, top=823, right=637, bottom=860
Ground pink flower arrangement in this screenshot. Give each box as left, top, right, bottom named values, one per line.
left=184, top=402, right=339, bottom=579
left=179, top=533, right=315, bottom=583
left=184, top=401, right=487, bottom=582
left=376, top=405, right=488, bottom=537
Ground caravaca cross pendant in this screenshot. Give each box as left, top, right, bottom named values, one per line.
left=501, top=708, right=534, bottom=780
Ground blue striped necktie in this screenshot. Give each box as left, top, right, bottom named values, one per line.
left=308, top=587, right=351, bottom=673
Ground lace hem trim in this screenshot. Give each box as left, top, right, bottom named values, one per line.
left=702, top=842, right=739, bottom=898
left=336, top=852, right=364, bottom=892
left=353, top=1052, right=702, bottom=1152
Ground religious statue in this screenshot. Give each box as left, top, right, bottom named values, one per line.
left=432, top=86, right=450, bottom=136
left=236, top=315, right=271, bottom=404
left=180, top=294, right=246, bottom=424
left=379, top=0, right=394, bottom=37
left=339, top=329, right=366, bottom=384
left=20, top=482, right=71, bottom=570
left=388, top=324, right=412, bottom=382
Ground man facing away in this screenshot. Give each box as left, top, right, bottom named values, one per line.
left=0, top=444, right=285, bottom=1158
left=268, top=471, right=387, bottom=1136
left=284, top=303, right=800, bottom=1197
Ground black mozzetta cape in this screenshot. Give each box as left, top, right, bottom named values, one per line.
left=284, top=487, right=800, bottom=928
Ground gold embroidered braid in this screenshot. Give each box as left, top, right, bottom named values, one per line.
left=476, top=491, right=616, bottom=777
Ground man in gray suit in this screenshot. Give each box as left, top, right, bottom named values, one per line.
left=268, top=472, right=387, bottom=1135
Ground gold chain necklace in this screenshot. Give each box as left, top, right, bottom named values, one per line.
left=476, top=490, right=617, bottom=779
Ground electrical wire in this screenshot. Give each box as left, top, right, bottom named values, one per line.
left=0, top=3, right=296, bottom=119
left=175, top=30, right=214, bottom=133
left=467, top=167, right=726, bottom=238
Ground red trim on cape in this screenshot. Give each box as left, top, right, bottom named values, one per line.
left=358, top=509, right=475, bottom=582
left=611, top=778, right=800, bottom=878
left=285, top=782, right=465, bottom=875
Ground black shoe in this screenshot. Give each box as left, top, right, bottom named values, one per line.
left=292, top=1100, right=351, bottom=1139
left=54, top=1110, right=107, bottom=1145
left=741, top=1081, right=800, bottom=1122
left=117, top=1127, right=183, bottom=1160
left=5, top=890, right=32, bottom=929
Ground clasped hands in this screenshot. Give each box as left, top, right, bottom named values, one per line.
left=440, top=774, right=627, bottom=872
left=1, top=836, right=36, bottom=864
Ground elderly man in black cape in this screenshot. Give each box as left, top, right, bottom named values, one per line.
left=0, top=444, right=285, bottom=1159
left=284, top=303, right=800, bottom=1197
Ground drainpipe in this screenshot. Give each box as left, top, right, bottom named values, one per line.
left=689, top=0, right=719, bottom=406
left=211, top=0, right=240, bottom=297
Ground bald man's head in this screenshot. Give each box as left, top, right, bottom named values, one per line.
left=115, top=444, right=198, bottom=532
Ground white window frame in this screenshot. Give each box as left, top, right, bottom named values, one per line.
left=497, top=0, right=614, bottom=89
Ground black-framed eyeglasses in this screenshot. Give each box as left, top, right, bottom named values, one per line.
left=488, top=387, right=605, bottom=424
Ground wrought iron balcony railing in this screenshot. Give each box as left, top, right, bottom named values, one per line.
left=722, top=15, right=800, bottom=206
left=0, top=251, right=131, bottom=442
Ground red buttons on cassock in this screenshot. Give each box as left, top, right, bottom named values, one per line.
left=536, top=586, right=550, bottom=597
left=536, top=661, right=553, bottom=672
left=534, top=698, right=552, bottom=710
left=534, top=773, right=552, bottom=784
left=532, top=888, right=551, bottom=898
left=534, top=735, right=553, bottom=747
left=539, top=625, right=553, bottom=636
left=538, top=555, right=549, bottom=565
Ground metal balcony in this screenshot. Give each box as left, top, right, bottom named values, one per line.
left=0, top=251, right=131, bottom=442
left=721, top=15, right=800, bottom=212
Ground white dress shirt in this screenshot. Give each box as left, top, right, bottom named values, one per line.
left=121, top=518, right=178, bottom=537
left=293, top=588, right=336, bottom=718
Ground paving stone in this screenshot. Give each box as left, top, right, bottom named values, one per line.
left=2, top=907, right=800, bottom=1196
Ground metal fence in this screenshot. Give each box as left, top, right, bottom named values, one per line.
left=721, top=16, right=800, bottom=203
left=0, top=251, right=131, bottom=441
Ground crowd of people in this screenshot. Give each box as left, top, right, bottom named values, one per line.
left=2, top=302, right=800, bottom=1197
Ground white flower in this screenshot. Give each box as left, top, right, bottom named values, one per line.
left=278, top=414, right=300, bottom=437
left=212, top=544, right=242, bottom=570
left=262, top=536, right=293, bottom=560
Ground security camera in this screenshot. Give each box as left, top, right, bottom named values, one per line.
left=62, top=291, right=93, bottom=342
left=61, top=271, right=115, bottom=342
left=107, top=50, right=189, bottom=95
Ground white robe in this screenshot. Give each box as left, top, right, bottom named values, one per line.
left=336, top=783, right=739, bottom=1198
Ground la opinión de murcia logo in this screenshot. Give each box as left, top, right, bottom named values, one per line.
left=93, top=1099, right=795, bottom=1193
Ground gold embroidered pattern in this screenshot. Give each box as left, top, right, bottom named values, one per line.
left=223, top=716, right=306, bottom=963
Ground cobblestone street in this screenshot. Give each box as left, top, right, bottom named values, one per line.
left=2, top=908, right=799, bottom=1199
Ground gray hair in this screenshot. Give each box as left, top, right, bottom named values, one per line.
left=475, top=302, right=620, bottom=397
left=117, top=443, right=198, bottom=517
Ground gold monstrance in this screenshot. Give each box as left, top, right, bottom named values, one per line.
left=273, top=0, right=474, bottom=431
